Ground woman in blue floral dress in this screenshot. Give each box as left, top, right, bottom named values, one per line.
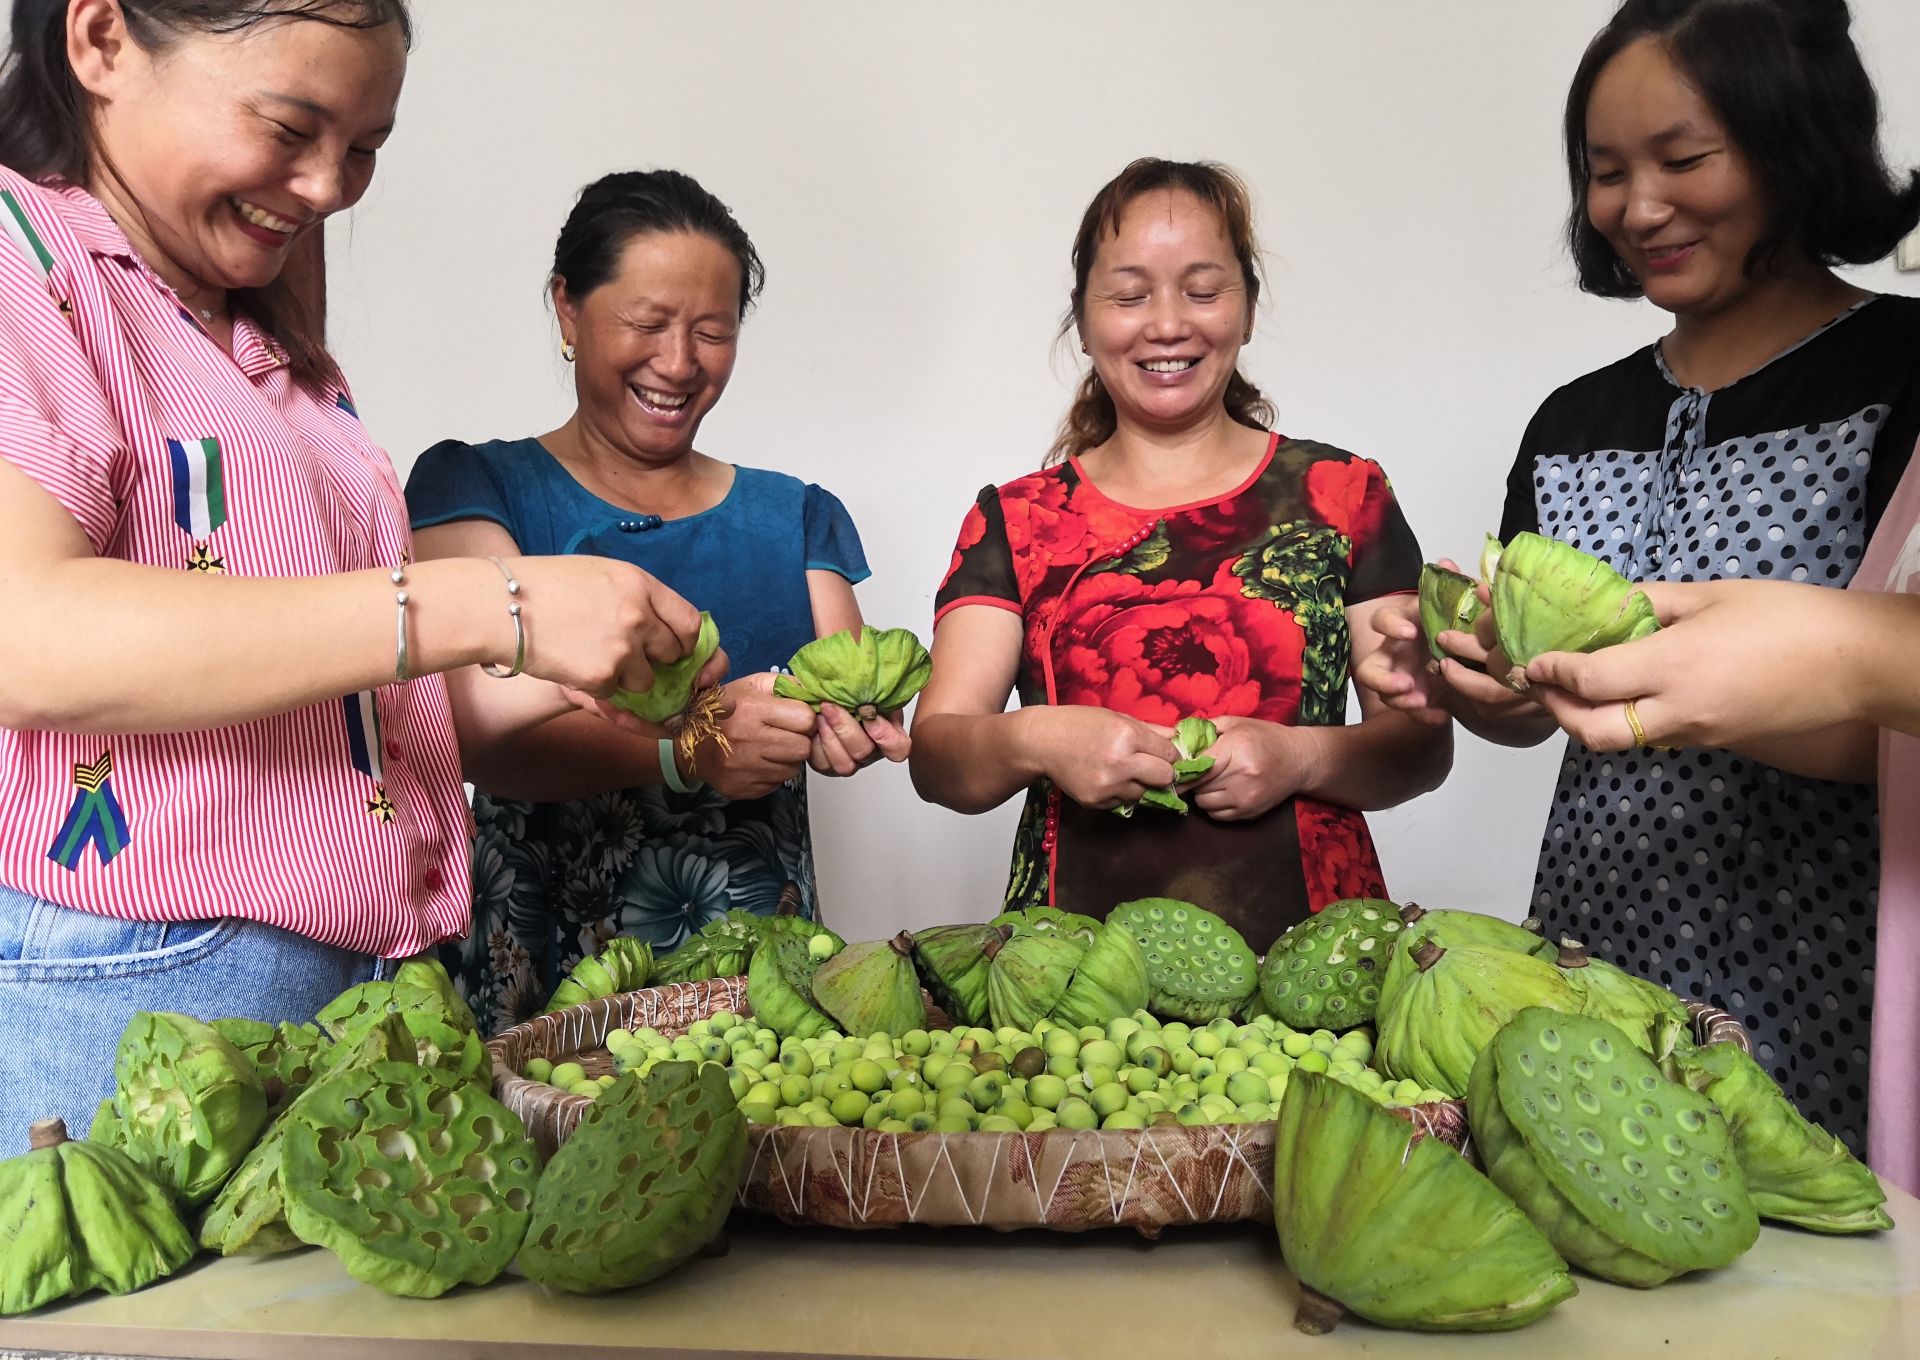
left=407, top=171, right=907, bottom=1032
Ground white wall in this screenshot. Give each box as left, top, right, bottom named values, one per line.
left=327, top=0, right=1920, bottom=936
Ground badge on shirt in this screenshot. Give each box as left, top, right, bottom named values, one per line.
left=343, top=691, right=396, bottom=825
left=47, top=751, right=131, bottom=870
left=168, top=436, right=227, bottom=540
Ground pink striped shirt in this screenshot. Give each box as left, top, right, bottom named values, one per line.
left=0, top=168, right=470, bottom=957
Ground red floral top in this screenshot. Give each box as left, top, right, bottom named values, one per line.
left=935, top=432, right=1421, bottom=952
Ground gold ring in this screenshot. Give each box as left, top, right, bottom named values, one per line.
left=1624, top=699, right=1648, bottom=748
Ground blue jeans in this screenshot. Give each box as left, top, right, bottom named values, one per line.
left=0, top=884, right=390, bottom=1155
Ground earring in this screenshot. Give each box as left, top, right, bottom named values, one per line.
left=561, top=340, right=576, bottom=363
left=1242, top=332, right=1252, bottom=344
left=1080, top=340, right=1089, bottom=355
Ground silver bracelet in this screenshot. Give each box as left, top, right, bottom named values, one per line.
left=391, top=565, right=410, bottom=683
left=480, top=556, right=525, bottom=679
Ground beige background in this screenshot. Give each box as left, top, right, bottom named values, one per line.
left=323, top=0, right=1920, bottom=937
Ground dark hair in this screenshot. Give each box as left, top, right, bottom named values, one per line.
left=0, top=0, right=413, bottom=393
left=1564, top=0, right=1920, bottom=297
left=550, top=170, right=766, bottom=319
left=1049, top=158, right=1274, bottom=465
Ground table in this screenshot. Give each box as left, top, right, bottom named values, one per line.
left=2, top=1185, right=1915, bottom=1360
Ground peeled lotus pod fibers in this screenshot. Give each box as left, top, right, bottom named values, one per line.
left=1666, top=1042, right=1891, bottom=1233
left=988, top=906, right=1103, bottom=947
left=653, top=933, right=745, bottom=985
left=1107, top=898, right=1258, bottom=1023
left=1273, top=1074, right=1574, bottom=1334
left=984, top=932, right=1086, bottom=1032
left=201, top=1014, right=421, bottom=1258
left=519, top=1061, right=748, bottom=1293
left=546, top=936, right=655, bottom=1013
left=1469, top=1008, right=1758, bottom=1287
left=1489, top=532, right=1660, bottom=680
left=213, top=1018, right=330, bottom=1112
left=0, top=1119, right=196, bottom=1315
left=811, top=934, right=926, bottom=1037
left=910, top=924, right=1009, bottom=1028
left=1258, top=898, right=1406, bottom=1031
left=316, top=977, right=468, bottom=1046
left=1374, top=938, right=1578, bottom=1098
left=1418, top=564, right=1486, bottom=661
left=1050, top=921, right=1150, bottom=1030
left=1378, top=905, right=1547, bottom=1015
left=1548, top=940, right=1690, bottom=1056
left=282, top=1060, right=538, bottom=1298
left=392, top=957, right=479, bottom=1034
left=744, top=920, right=842, bottom=1039
left=608, top=611, right=721, bottom=723
left=108, top=1011, right=269, bottom=1207
left=773, top=625, right=932, bottom=721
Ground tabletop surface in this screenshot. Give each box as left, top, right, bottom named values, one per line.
left=0, top=1184, right=1914, bottom=1360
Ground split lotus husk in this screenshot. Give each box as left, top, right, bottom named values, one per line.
left=1418, top=564, right=1486, bottom=660
left=104, top=1012, right=269, bottom=1207
left=1489, top=532, right=1659, bottom=681
left=1379, top=904, right=1546, bottom=1007
left=546, top=937, right=655, bottom=1013
left=773, top=626, right=931, bottom=721
left=744, top=919, right=843, bottom=1039
left=984, top=932, right=1086, bottom=1032
left=1546, top=939, right=1689, bottom=1055
left=911, top=923, right=1009, bottom=1027
left=1050, top=921, right=1151, bottom=1030
left=989, top=906, right=1103, bottom=947
left=811, top=933, right=926, bottom=1037
left=608, top=612, right=722, bottom=724
left=1374, top=937, right=1578, bottom=1098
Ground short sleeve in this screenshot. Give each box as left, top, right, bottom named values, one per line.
left=0, top=229, right=121, bottom=552
left=934, top=485, right=1021, bottom=625
left=1498, top=402, right=1551, bottom=542
left=1343, top=459, right=1422, bottom=603
left=801, top=483, right=870, bottom=583
left=404, top=439, right=516, bottom=536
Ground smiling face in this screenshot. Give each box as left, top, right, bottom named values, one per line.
left=556, top=230, right=744, bottom=465
left=1583, top=36, right=1773, bottom=319
left=74, top=6, right=405, bottom=298
left=1078, top=189, right=1252, bottom=439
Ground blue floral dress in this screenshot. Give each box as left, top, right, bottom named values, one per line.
left=407, top=438, right=868, bottom=1033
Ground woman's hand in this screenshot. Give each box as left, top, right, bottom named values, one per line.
left=508, top=556, right=707, bottom=696
left=808, top=703, right=912, bottom=776
left=1024, top=706, right=1178, bottom=811
left=1350, top=592, right=1451, bottom=725
left=1187, top=716, right=1310, bottom=821
left=688, top=672, right=817, bottom=801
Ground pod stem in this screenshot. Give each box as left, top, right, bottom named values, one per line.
left=28, top=1118, right=69, bottom=1150
left=889, top=931, right=916, bottom=958
left=983, top=936, right=1005, bottom=961
left=1294, top=1286, right=1347, bottom=1335
left=1412, top=938, right=1446, bottom=972
left=1398, top=902, right=1428, bottom=926
left=1556, top=938, right=1592, bottom=969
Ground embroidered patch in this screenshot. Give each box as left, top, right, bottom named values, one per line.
left=185, top=542, right=225, bottom=573
left=47, top=752, right=131, bottom=870
left=167, top=437, right=227, bottom=539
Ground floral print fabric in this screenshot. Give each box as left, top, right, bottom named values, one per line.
left=934, top=433, right=1422, bottom=951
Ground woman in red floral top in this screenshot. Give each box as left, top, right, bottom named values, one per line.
left=911, top=159, right=1452, bottom=951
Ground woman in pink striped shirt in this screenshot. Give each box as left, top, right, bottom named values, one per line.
left=0, top=0, right=709, bottom=1148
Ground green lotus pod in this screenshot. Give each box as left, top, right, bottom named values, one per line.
left=652, top=934, right=739, bottom=985
left=1490, top=531, right=1659, bottom=679
left=317, top=978, right=464, bottom=1046
left=1480, top=533, right=1503, bottom=584
left=1548, top=939, right=1689, bottom=1055
left=282, top=1061, right=538, bottom=1298
left=984, top=932, right=1086, bottom=1032
left=1107, top=898, right=1258, bottom=1023
left=773, top=625, right=932, bottom=721
left=392, top=958, right=479, bottom=1033
left=0, top=1119, right=196, bottom=1315
left=1050, top=921, right=1150, bottom=1030
left=201, top=1015, right=421, bottom=1258
left=1273, top=1074, right=1574, bottom=1333
left=1379, top=905, right=1547, bottom=1008
left=608, top=612, right=721, bottom=723
left=520, top=1061, right=747, bottom=1294
left=744, top=920, right=842, bottom=1038
left=1374, top=937, right=1578, bottom=1098
left=1259, top=898, right=1407, bottom=1031
left=1171, top=716, right=1219, bottom=781
left=1666, top=1042, right=1891, bottom=1233
left=107, top=1012, right=269, bottom=1207
left=1418, top=563, right=1486, bottom=660
left=213, top=1018, right=330, bottom=1112
left=909, top=924, right=1007, bottom=1027
left=988, top=906, right=1103, bottom=947
left=546, top=937, right=655, bottom=1013
left=1470, top=1008, right=1759, bottom=1287
left=811, top=934, right=926, bottom=1037
left=89, top=1096, right=123, bottom=1146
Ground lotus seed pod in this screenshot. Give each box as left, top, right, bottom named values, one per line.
left=107, top=1012, right=269, bottom=1207
left=1469, top=1008, right=1758, bottom=1287
left=989, top=906, right=1104, bottom=947
left=1418, top=564, right=1486, bottom=660
left=1379, top=905, right=1548, bottom=1012
left=1375, top=938, right=1578, bottom=1098
left=910, top=924, right=1008, bottom=1027
left=0, top=1118, right=196, bottom=1315
left=1666, top=1042, right=1891, bottom=1234
left=811, top=934, right=925, bottom=1038
left=1050, top=922, right=1150, bottom=1030
left=212, top=1019, right=330, bottom=1111
left=546, top=936, right=655, bottom=1013
left=1490, top=531, right=1659, bottom=683
left=745, top=920, right=841, bottom=1039
left=1258, top=899, right=1406, bottom=1030
left=282, top=1061, right=538, bottom=1298
left=773, top=626, right=931, bottom=721
left=1108, top=898, right=1258, bottom=1023
left=652, top=934, right=733, bottom=985
left=392, top=957, right=479, bottom=1034
left=608, top=611, right=721, bottom=722
left=519, top=1061, right=748, bottom=1294
left=1548, top=939, right=1689, bottom=1055
left=985, top=933, right=1085, bottom=1032
left=1272, top=1074, right=1574, bottom=1333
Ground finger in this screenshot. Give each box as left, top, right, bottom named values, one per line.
left=810, top=717, right=859, bottom=776
left=738, top=670, right=781, bottom=696
left=645, top=578, right=705, bottom=653
left=1125, top=754, right=1178, bottom=789
left=696, top=648, right=731, bottom=691
left=1439, top=657, right=1537, bottom=708
left=818, top=702, right=880, bottom=764
left=864, top=716, right=913, bottom=762
left=1524, top=647, right=1643, bottom=702
left=1531, top=684, right=1636, bottom=753
left=1434, top=627, right=1493, bottom=666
